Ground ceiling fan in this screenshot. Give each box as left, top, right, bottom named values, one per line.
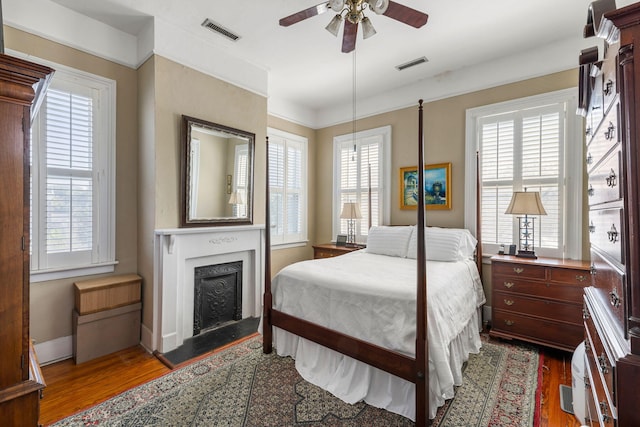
left=279, top=0, right=429, bottom=53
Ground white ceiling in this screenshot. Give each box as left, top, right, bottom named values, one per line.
left=4, top=0, right=634, bottom=128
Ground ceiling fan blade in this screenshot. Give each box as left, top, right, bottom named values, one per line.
left=383, top=1, right=429, bottom=28
left=279, top=2, right=330, bottom=27
left=342, top=20, right=358, bottom=53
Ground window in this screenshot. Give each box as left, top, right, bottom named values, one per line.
left=268, top=128, right=308, bottom=247
left=233, top=144, right=248, bottom=218
left=464, top=89, right=583, bottom=259
left=30, top=62, right=116, bottom=282
left=333, top=126, right=391, bottom=243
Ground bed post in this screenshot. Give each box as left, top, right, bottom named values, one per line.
left=263, top=136, right=273, bottom=354
left=415, top=99, right=428, bottom=426
left=476, top=151, right=482, bottom=277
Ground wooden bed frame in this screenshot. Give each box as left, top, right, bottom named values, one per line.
left=262, top=100, right=482, bottom=426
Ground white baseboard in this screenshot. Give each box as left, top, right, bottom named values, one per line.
left=35, top=335, right=73, bottom=366
left=140, top=323, right=154, bottom=353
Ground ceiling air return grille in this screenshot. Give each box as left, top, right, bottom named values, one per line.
left=396, top=56, right=428, bottom=71
left=201, top=19, right=241, bottom=41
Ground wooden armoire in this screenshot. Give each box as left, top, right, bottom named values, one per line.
left=0, top=54, right=53, bottom=425
left=579, top=1, right=640, bottom=426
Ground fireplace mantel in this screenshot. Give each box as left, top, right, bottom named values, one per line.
left=150, top=225, right=265, bottom=353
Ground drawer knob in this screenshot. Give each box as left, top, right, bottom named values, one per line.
left=586, top=152, right=593, bottom=165
left=576, top=274, right=588, bottom=282
left=588, top=221, right=595, bottom=233
left=587, top=184, right=595, bottom=197
left=504, top=320, right=515, bottom=326
left=586, top=126, right=592, bottom=136
left=513, top=267, right=524, bottom=274
left=607, top=224, right=619, bottom=243
left=609, top=290, right=621, bottom=308
left=604, top=79, right=614, bottom=95
left=503, top=281, right=515, bottom=289
left=590, top=264, right=597, bottom=275
left=598, top=354, right=610, bottom=374
left=605, top=168, right=617, bottom=187
left=604, top=121, right=615, bottom=140
left=504, top=299, right=515, bottom=306
left=583, top=308, right=590, bottom=320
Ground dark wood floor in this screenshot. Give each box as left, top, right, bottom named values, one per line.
left=39, top=339, right=581, bottom=426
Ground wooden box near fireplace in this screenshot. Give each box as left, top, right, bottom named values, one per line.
left=74, top=274, right=142, bottom=315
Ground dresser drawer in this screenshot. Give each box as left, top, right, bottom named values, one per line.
left=493, top=291, right=583, bottom=324
left=493, top=274, right=585, bottom=302
left=589, top=207, right=624, bottom=265
left=491, top=261, right=545, bottom=279
left=549, top=267, right=591, bottom=286
left=590, top=249, right=627, bottom=332
left=586, top=105, right=618, bottom=172
left=492, top=309, right=584, bottom=349
left=588, top=148, right=623, bottom=206
left=584, top=306, right=616, bottom=410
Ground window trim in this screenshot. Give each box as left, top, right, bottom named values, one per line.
left=267, top=127, right=308, bottom=249
left=332, top=125, right=391, bottom=243
left=464, top=88, right=583, bottom=260
left=25, top=54, right=117, bottom=282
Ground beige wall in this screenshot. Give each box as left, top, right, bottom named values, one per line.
left=5, top=27, right=139, bottom=344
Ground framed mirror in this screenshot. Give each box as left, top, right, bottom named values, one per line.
left=180, top=115, right=254, bottom=227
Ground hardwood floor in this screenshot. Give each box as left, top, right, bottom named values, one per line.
left=39, top=341, right=581, bottom=426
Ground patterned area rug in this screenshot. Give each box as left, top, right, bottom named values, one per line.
left=50, top=335, right=541, bottom=426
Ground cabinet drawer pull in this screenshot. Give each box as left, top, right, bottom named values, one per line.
left=604, top=79, right=614, bottom=95
left=604, top=121, right=615, bottom=140
left=590, top=264, right=597, bottom=275
left=504, top=299, right=515, bottom=306
left=504, top=320, right=515, bottom=326
left=583, top=308, right=590, bottom=320
left=503, top=281, right=515, bottom=289
left=609, top=290, right=621, bottom=308
left=576, top=274, right=588, bottom=282
left=513, top=267, right=524, bottom=274
left=587, top=184, right=594, bottom=197
left=598, top=354, right=610, bottom=374
left=600, top=401, right=611, bottom=422
left=607, top=224, right=619, bottom=243
left=586, top=152, right=593, bottom=165
left=605, top=168, right=617, bottom=187
left=588, top=221, right=595, bottom=233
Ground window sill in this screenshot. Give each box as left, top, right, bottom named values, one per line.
left=271, top=241, right=308, bottom=251
left=30, top=261, right=119, bottom=283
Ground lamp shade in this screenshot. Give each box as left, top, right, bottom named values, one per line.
left=361, top=17, right=377, bottom=39
left=325, top=14, right=343, bottom=36
left=505, top=191, right=547, bottom=216
left=340, top=202, right=362, bottom=220
left=228, top=190, right=244, bottom=205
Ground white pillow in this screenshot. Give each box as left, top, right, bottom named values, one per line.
left=365, top=225, right=414, bottom=258
left=406, top=226, right=477, bottom=261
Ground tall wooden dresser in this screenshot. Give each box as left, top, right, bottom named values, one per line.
left=579, top=2, right=640, bottom=426
left=0, top=54, right=53, bottom=426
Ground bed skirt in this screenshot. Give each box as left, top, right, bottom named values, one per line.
left=265, top=307, right=483, bottom=421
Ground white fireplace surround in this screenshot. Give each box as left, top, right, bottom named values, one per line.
left=151, top=225, right=265, bottom=353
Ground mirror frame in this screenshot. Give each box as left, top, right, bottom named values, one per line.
left=180, top=115, right=255, bottom=227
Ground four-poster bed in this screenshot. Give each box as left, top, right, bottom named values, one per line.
left=262, top=100, right=484, bottom=425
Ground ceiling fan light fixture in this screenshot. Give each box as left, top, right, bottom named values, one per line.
left=325, top=14, right=343, bottom=37
left=361, top=17, right=377, bottom=39
left=367, top=0, right=389, bottom=15
left=329, top=0, right=346, bottom=12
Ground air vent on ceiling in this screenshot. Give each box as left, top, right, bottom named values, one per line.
left=201, top=18, right=241, bottom=41
left=396, top=56, right=428, bottom=71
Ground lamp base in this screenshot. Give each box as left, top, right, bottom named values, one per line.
left=516, top=250, right=537, bottom=259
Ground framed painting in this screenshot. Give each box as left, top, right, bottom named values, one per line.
left=400, top=162, right=451, bottom=210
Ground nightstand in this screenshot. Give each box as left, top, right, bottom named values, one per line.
left=312, top=243, right=364, bottom=259
left=489, top=255, right=590, bottom=352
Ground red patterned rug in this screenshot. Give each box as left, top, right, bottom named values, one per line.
left=49, top=334, right=541, bottom=426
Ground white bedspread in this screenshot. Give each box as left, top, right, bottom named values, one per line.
left=262, top=250, right=486, bottom=420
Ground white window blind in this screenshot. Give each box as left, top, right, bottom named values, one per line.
left=30, top=61, right=116, bottom=281
left=268, top=128, right=308, bottom=246
left=333, top=126, right=391, bottom=243
left=465, top=89, right=582, bottom=260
